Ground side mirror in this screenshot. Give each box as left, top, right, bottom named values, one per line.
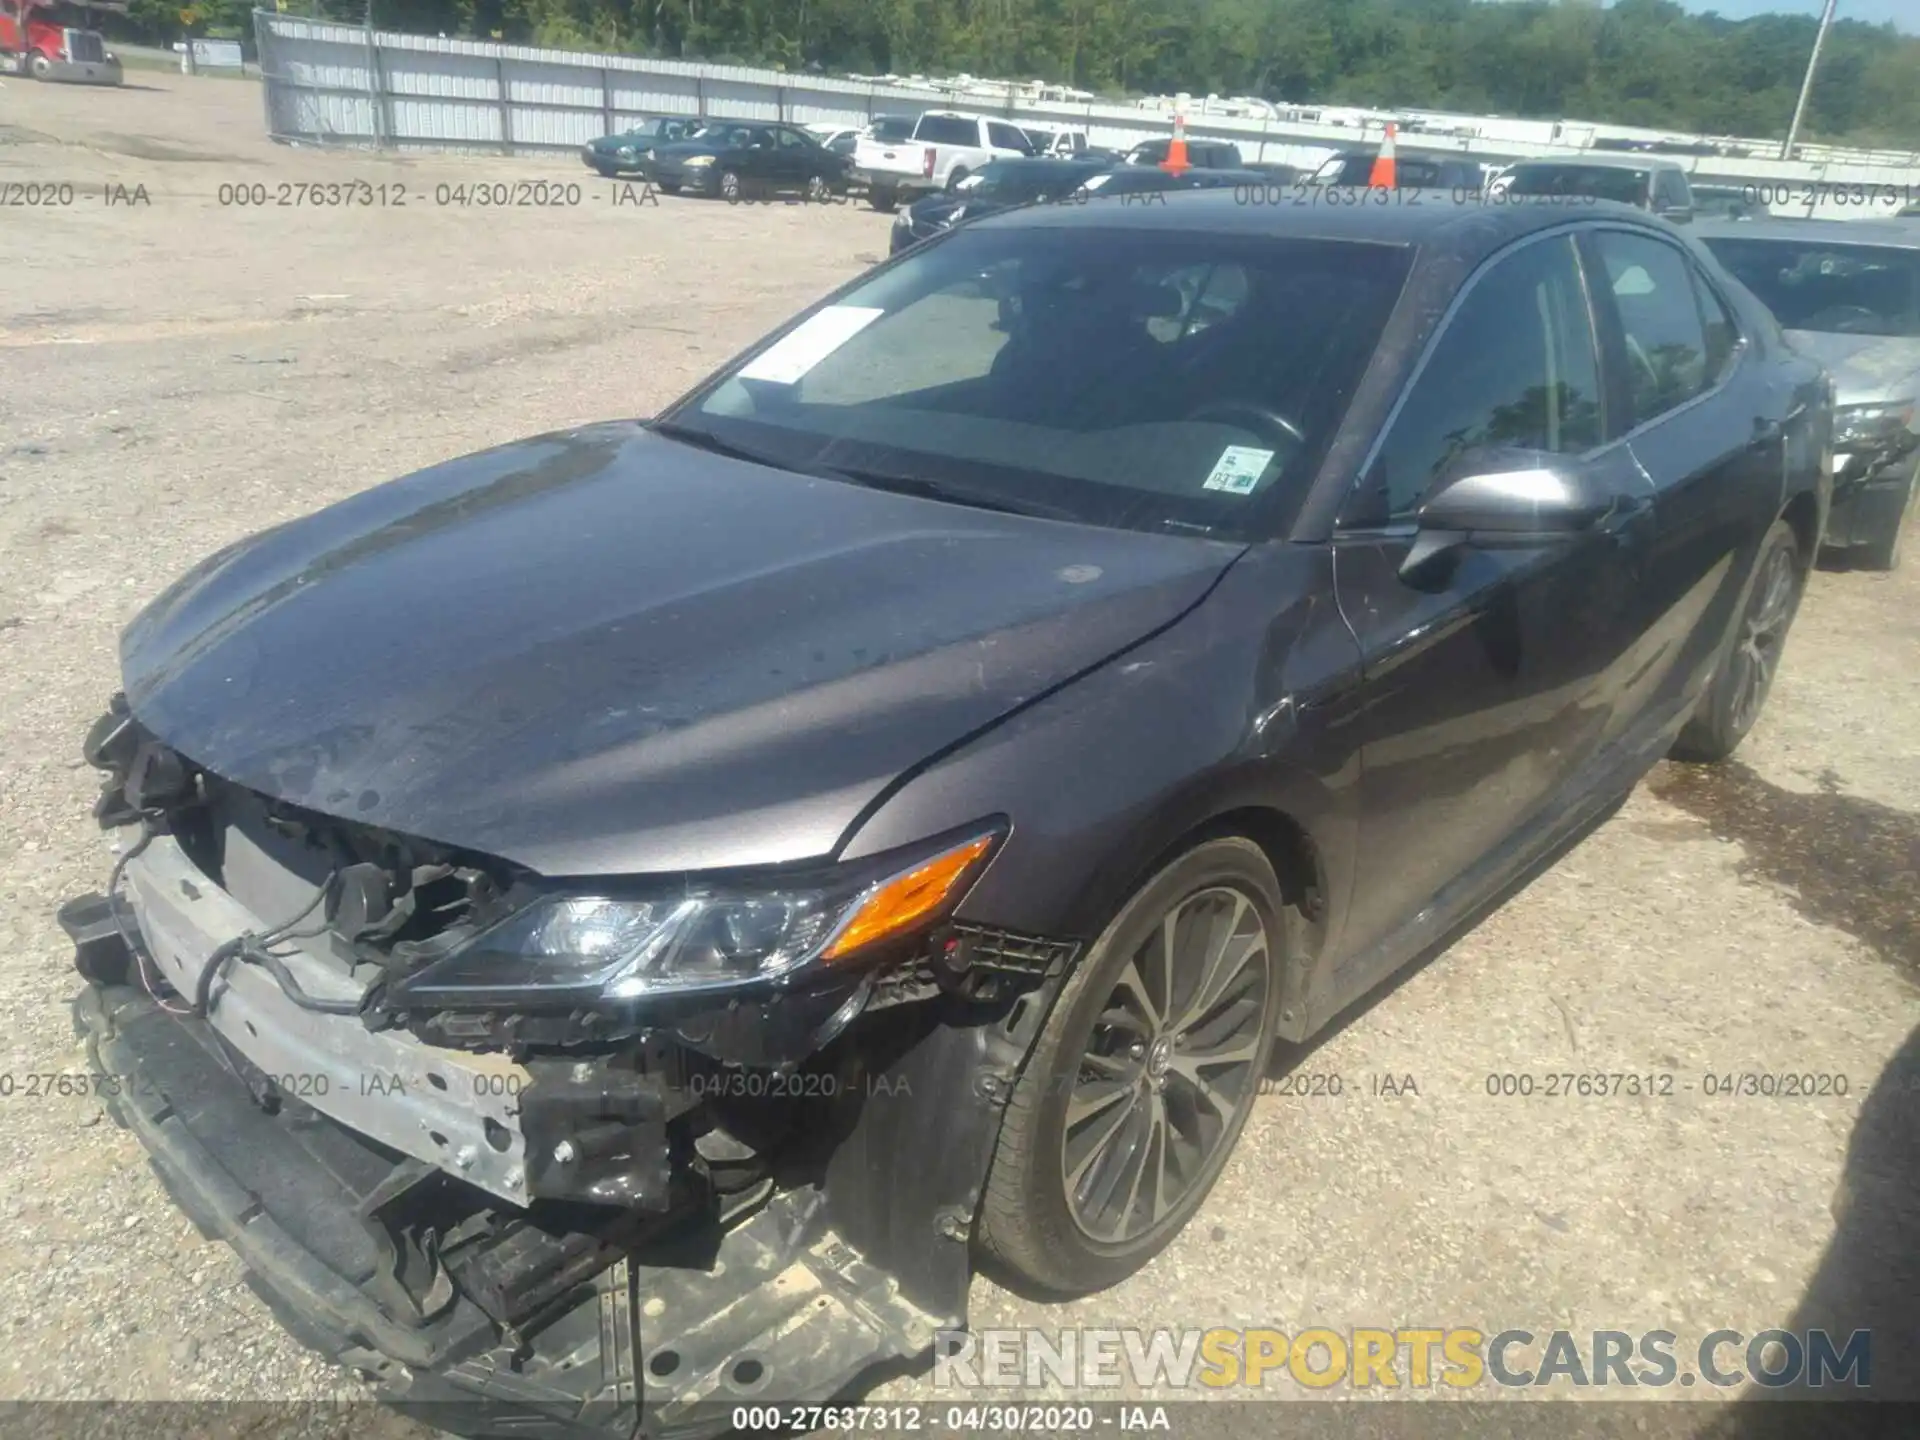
left=1659, top=204, right=1694, bottom=225
left=1399, top=457, right=1612, bottom=587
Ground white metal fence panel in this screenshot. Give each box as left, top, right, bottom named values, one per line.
left=253, top=8, right=1920, bottom=203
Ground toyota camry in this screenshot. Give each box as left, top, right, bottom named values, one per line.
left=63, top=193, right=1830, bottom=1435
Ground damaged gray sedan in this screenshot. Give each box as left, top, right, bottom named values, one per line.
left=63, top=195, right=1827, bottom=1435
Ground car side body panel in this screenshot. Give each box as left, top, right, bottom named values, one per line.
left=841, top=544, right=1363, bottom=1042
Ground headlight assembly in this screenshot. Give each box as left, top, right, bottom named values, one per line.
left=1835, top=398, right=1915, bottom=451
left=682, top=154, right=716, bottom=168
left=391, top=826, right=1002, bottom=1009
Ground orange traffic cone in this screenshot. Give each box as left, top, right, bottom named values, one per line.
left=1368, top=122, right=1398, bottom=188
left=1161, top=110, right=1190, bottom=175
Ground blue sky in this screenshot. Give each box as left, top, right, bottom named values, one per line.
left=1679, top=0, right=1915, bottom=30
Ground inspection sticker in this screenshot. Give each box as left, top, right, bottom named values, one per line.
left=1201, top=445, right=1275, bottom=495
left=738, top=305, right=885, bottom=384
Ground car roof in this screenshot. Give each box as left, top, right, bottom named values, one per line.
left=1694, top=216, right=1920, bottom=249
left=1507, top=153, right=1686, bottom=173
left=974, top=186, right=1664, bottom=256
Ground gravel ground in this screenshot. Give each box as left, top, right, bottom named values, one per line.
left=1, top=73, right=1916, bottom=1433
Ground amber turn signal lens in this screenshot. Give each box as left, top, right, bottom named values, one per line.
left=821, top=834, right=997, bottom=962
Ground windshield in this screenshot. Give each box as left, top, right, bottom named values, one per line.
left=1703, top=239, right=1920, bottom=337
left=665, top=226, right=1411, bottom=540
left=1504, top=164, right=1649, bottom=205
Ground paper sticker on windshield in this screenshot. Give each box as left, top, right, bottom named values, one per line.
left=1202, top=445, right=1274, bottom=495
left=738, top=306, right=884, bottom=384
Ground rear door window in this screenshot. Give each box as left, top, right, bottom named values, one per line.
left=1592, top=231, right=1711, bottom=424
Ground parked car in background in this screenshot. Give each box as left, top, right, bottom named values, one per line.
left=645, top=121, right=850, bottom=203
left=866, top=114, right=916, bottom=145
left=803, top=121, right=864, bottom=161
left=1018, top=125, right=1119, bottom=162
left=67, top=193, right=1828, bottom=1440
left=1693, top=184, right=1765, bottom=222
left=854, top=110, right=1035, bottom=211
left=1123, top=136, right=1243, bottom=169
left=1308, top=149, right=1486, bottom=190
left=889, top=156, right=1112, bottom=254
left=1500, top=154, right=1696, bottom=223
left=580, top=116, right=699, bottom=177
left=1078, top=165, right=1267, bottom=199
left=1701, top=218, right=1919, bottom=569
left=1239, top=160, right=1303, bottom=185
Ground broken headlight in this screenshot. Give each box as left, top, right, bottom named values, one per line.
left=1834, top=398, right=1915, bottom=453
left=391, top=826, right=1001, bottom=1008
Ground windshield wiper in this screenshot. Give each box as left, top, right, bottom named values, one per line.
left=649, top=422, right=1068, bottom=521
left=810, top=465, right=1071, bottom=521
left=647, top=419, right=790, bottom=470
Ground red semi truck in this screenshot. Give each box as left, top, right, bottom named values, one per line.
left=0, top=0, right=123, bottom=84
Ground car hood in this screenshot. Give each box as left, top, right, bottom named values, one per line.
left=1784, top=329, right=1920, bottom=407
left=121, top=423, right=1241, bottom=877
left=589, top=135, right=647, bottom=152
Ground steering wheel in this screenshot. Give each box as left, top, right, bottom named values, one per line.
left=1185, top=401, right=1306, bottom=450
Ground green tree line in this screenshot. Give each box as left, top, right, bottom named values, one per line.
left=122, top=0, right=1920, bottom=149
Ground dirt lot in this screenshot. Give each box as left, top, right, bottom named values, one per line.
left=1, top=73, right=1916, bottom=1432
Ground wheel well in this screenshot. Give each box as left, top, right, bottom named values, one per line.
left=1782, top=491, right=1820, bottom=565
left=1146, top=806, right=1325, bottom=922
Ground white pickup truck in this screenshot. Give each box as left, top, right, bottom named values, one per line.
left=852, top=110, right=1036, bottom=212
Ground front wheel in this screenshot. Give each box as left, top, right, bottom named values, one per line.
left=29, top=51, right=53, bottom=79
left=1671, top=518, right=1804, bottom=763
left=804, top=173, right=830, bottom=204
left=717, top=170, right=743, bottom=203
left=868, top=186, right=898, bottom=213
left=976, top=836, right=1287, bottom=1294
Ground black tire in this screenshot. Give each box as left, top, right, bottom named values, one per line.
left=29, top=52, right=53, bottom=79
left=718, top=170, right=744, bottom=204
left=1671, top=518, right=1804, bottom=764
left=1852, top=465, right=1912, bottom=573
left=868, top=186, right=898, bottom=213
left=976, top=835, right=1289, bottom=1294
left=804, top=173, right=830, bottom=204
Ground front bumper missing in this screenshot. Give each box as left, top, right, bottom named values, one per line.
left=64, top=911, right=1062, bottom=1436
left=110, top=833, right=537, bottom=1205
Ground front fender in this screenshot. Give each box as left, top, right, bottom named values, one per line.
left=838, top=544, right=1366, bottom=1041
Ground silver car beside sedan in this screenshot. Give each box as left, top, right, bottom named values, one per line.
left=1700, top=218, right=1919, bottom=570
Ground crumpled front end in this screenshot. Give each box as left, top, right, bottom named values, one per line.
left=63, top=697, right=1077, bottom=1438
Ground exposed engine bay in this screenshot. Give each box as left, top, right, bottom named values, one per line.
left=65, top=694, right=1079, bottom=1437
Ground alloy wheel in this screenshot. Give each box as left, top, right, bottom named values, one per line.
left=720, top=171, right=742, bottom=203
left=805, top=174, right=828, bottom=203
left=1060, top=886, right=1271, bottom=1245
left=1727, top=541, right=1798, bottom=736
